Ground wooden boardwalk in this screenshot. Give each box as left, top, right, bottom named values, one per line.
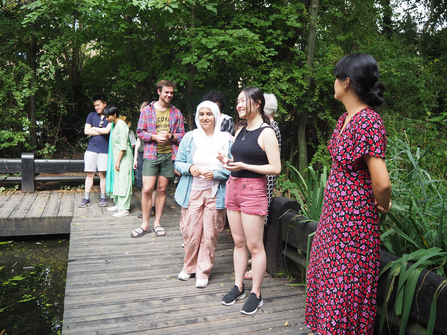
left=0, top=190, right=160, bottom=237
left=0, top=190, right=308, bottom=334
left=63, top=208, right=307, bottom=334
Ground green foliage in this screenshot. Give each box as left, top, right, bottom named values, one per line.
left=36, top=143, right=57, bottom=159
left=378, top=248, right=447, bottom=335
left=277, top=162, right=327, bottom=222
left=381, top=136, right=447, bottom=260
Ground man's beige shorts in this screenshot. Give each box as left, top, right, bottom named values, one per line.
left=84, top=151, right=108, bottom=172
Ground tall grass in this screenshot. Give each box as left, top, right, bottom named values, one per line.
left=381, top=136, right=447, bottom=270
left=378, top=136, right=447, bottom=335
left=278, top=162, right=327, bottom=222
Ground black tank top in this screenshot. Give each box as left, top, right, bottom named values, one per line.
left=231, top=126, right=270, bottom=178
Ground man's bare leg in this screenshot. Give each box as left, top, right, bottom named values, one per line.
left=153, top=175, right=169, bottom=236
left=98, top=171, right=107, bottom=195
left=84, top=172, right=95, bottom=193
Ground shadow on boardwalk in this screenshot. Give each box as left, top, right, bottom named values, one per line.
left=63, top=194, right=307, bottom=334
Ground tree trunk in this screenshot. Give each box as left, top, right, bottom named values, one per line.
left=382, top=0, right=393, bottom=35
left=298, top=0, right=319, bottom=174
left=186, top=5, right=196, bottom=131
left=418, top=0, right=435, bottom=57
left=124, top=15, right=152, bottom=102
left=27, top=27, right=37, bottom=147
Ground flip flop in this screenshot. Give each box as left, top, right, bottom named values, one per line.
left=154, top=225, right=166, bottom=237
left=131, top=227, right=150, bottom=238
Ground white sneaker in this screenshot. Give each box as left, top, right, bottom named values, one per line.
left=107, top=206, right=118, bottom=212
left=195, top=278, right=208, bottom=288
left=178, top=271, right=191, bottom=281
left=112, top=209, right=129, bottom=217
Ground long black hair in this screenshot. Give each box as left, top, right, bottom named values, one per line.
left=234, top=87, right=270, bottom=128
left=334, top=53, right=386, bottom=107
left=103, top=105, right=120, bottom=117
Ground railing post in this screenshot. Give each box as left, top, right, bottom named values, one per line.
left=21, top=152, right=35, bottom=193
left=265, top=197, right=300, bottom=275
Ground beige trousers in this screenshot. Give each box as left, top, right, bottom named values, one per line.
left=180, top=189, right=226, bottom=279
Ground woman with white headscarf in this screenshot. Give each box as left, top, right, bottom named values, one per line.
left=174, top=101, right=233, bottom=288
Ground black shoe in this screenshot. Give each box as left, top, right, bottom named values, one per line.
left=240, top=292, right=263, bottom=315
left=137, top=212, right=143, bottom=219
left=221, top=284, right=245, bottom=306
left=151, top=206, right=156, bottom=216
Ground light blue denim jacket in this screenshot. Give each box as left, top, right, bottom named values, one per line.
left=174, top=132, right=232, bottom=209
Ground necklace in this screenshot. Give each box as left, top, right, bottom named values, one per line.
left=241, top=122, right=265, bottom=141
left=241, top=128, right=249, bottom=141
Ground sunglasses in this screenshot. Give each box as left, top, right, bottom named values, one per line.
left=99, top=120, right=104, bottom=128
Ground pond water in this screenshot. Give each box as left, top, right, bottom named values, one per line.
left=0, top=237, right=68, bottom=335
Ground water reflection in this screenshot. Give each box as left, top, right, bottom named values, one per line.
left=0, top=237, right=68, bottom=335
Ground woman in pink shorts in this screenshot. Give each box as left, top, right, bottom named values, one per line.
left=218, top=87, right=281, bottom=315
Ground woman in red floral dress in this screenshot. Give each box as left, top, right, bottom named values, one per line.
left=304, top=53, right=392, bottom=335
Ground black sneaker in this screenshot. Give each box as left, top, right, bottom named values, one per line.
left=240, top=292, right=263, bottom=315
left=221, top=284, right=245, bottom=306
left=151, top=206, right=156, bottom=216
left=78, top=198, right=90, bottom=208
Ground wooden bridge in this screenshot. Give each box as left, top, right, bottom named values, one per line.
left=0, top=190, right=308, bottom=334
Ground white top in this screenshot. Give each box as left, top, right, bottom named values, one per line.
left=191, top=148, right=214, bottom=191
left=129, top=129, right=137, bottom=147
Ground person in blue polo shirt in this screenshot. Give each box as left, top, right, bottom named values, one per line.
left=78, top=94, right=112, bottom=208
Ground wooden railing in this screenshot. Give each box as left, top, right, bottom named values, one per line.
left=0, top=153, right=96, bottom=193
left=265, top=197, right=447, bottom=335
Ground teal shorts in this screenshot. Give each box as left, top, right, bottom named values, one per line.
left=142, top=153, right=174, bottom=178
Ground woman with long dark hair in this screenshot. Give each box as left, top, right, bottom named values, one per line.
left=103, top=105, right=134, bottom=218
left=304, top=53, right=392, bottom=334
left=218, top=87, right=281, bottom=315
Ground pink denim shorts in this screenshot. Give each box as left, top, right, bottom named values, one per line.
left=225, top=176, right=268, bottom=216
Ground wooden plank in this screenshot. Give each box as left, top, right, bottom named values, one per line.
left=26, top=191, right=50, bottom=219
left=0, top=158, right=21, bottom=173
left=0, top=218, right=71, bottom=236
left=34, top=159, right=84, bottom=173
left=0, top=193, right=25, bottom=219
left=88, top=192, right=103, bottom=216
left=59, top=193, right=75, bottom=218
left=129, top=193, right=141, bottom=215
left=8, top=193, right=38, bottom=219
left=62, top=211, right=306, bottom=335
left=35, top=176, right=90, bottom=182
left=0, top=193, right=11, bottom=209
left=42, top=191, right=63, bottom=218
left=72, top=193, right=87, bottom=217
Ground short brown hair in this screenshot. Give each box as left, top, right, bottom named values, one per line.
left=139, top=101, right=150, bottom=110
left=157, top=80, right=175, bottom=92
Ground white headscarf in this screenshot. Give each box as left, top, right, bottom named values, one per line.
left=193, top=101, right=228, bottom=153
left=192, top=100, right=230, bottom=197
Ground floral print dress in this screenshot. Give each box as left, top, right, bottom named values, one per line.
left=305, top=108, right=387, bottom=334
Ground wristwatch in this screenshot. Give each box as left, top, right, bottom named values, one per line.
left=169, top=134, right=174, bottom=141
